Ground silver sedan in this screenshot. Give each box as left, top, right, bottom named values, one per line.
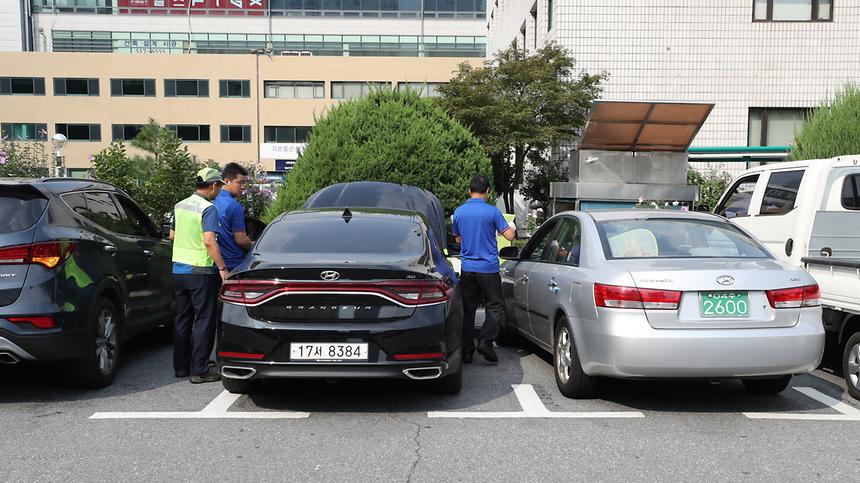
left=499, top=210, right=824, bottom=399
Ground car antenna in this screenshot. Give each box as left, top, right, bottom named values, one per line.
left=342, top=208, right=352, bottom=223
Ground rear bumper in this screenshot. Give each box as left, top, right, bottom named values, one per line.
left=0, top=326, right=88, bottom=361
left=220, top=360, right=453, bottom=381
left=575, top=308, right=825, bottom=378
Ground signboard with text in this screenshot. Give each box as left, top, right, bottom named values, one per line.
left=260, top=143, right=306, bottom=161
left=117, top=0, right=266, bottom=15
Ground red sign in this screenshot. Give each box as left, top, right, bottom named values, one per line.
left=117, top=0, right=266, bottom=15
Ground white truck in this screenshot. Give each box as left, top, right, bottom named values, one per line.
left=714, top=156, right=860, bottom=399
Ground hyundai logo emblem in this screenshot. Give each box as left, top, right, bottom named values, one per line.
left=716, top=275, right=735, bottom=286
left=320, top=270, right=340, bottom=281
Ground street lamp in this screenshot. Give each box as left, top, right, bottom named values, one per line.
left=51, top=133, right=67, bottom=178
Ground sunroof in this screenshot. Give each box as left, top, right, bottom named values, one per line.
left=578, top=101, right=715, bottom=152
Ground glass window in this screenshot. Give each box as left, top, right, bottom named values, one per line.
left=717, top=174, right=760, bottom=218
left=257, top=215, right=426, bottom=257
left=110, top=78, right=155, bottom=97
left=66, top=78, right=88, bottom=95
left=760, top=170, right=804, bottom=215
left=176, top=80, right=200, bottom=96
left=842, top=174, right=860, bottom=210
left=0, top=188, right=47, bottom=234
left=597, top=218, right=770, bottom=259
left=61, top=192, right=88, bottom=217
left=264, top=81, right=325, bottom=99
left=220, top=125, right=251, bottom=143
left=748, top=108, right=809, bottom=146
left=81, top=192, right=126, bottom=233
left=753, top=0, right=832, bottom=21
left=165, top=79, right=208, bottom=97
left=397, top=81, right=445, bottom=97
left=55, top=123, right=101, bottom=141
left=546, top=218, right=581, bottom=265
left=167, top=125, right=210, bottom=142
left=112, top=124, right=143, bottom=141
left=115, top=194, right=157, bottom=238
left=520, top=218, right=560, bottom=261
left=220, top=79, right=250, bottom=98
left=331, top=81, right=390, bottom=99
left=54, top=77, right=99, bottom=96
left=1, top=123, right=47, bottom=141
left=263, top=126, right=312, bottom=143
left=0, top=77, right=45, bottom=95
left=547, top=0, right=553, bottom=30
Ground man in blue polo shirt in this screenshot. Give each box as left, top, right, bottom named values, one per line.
left=213, top=162, right=254, bottom=271
left=452, top=174, right=516, bottom=363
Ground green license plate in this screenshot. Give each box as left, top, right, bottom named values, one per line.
left=699, top=292, right=750, bottom=318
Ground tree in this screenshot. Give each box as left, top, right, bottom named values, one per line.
left=520, top=152, right=568, bottom=214
left=0, top=138, right=50, bottom=178
left=265, top=89, right=491, bottom=222
left=687, top=169, right=731, bottom=211
left=437, top=41, right=605, bottom=212
left=790, top=84, right=860, bottom=161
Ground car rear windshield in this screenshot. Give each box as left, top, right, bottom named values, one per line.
left=596, top=218, right=771, bottom=259
left=257, top=215, right=427, bottom=257
left=0, top=187, right=48, bottom=234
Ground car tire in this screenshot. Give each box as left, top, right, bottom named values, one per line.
left=742, top=375, right=792, bottom=395
left=426, top=364, right=462, bottom=394
left=222, top=376, right=260, bottom=395
left=66, top=298, right=121, bottom=389
left=842, top=332, right=860, bottom=400
left=553, top=321, right=595, bottom=399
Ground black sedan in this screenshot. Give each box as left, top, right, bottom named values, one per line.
left=217, top=185, right=463, bottom=394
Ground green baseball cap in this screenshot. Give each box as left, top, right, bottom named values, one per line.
left=195, top=167, right=224, bottom=185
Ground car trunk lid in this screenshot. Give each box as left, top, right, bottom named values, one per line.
left=609, top=258, right=805, bottom=329
left=0, top=185, right=49, bottom=307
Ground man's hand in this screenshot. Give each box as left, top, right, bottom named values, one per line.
left=234, top=231, right=254, bottom=251
left=218, top=268, right=228, bottom=282
left=501, top=227, right=516, bottom=242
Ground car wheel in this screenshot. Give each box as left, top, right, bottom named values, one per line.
left=222, top=376, right=260, bottom=395
left=842, top=332, right=860, bottom=400
left=67, top=298, right=121, bottom=389
left=426, top=364, right=462, bottom=394
left=553, top=321, right=595, bottom=399
left=742, top=375, right=792, bottom=395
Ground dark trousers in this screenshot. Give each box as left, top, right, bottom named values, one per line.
left=461, top=271, right=505, bottom=353
left=173, top=273, right=219, bottom=376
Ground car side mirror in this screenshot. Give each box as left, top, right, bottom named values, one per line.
left=161, top=223, right=172, bottom=240
left=499, top=246, right=519, bottom=259
left=724, top=211, right=737, bottom=219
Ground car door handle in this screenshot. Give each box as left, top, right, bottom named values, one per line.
left=103, top=245, right=117, bottom=255
left=520, top=275, right=529, bottom=282
left=547, top=280, right=557, bottom=287
left=143, top=249, right=154, bottom=258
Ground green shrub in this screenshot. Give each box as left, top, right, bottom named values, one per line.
left=790, top=84, right=860, bottom=160
left=687, top=169, right=732, bottom=211
left=265, top=89, right=491, bottom=222
left=0, top=139, right=50, bottom=178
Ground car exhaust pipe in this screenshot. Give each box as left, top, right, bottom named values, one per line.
left=402, top=366, right=443, bottom=380
left=0, top=352, right=20, bottom=365
left=221, top=366, right=257, bottom=380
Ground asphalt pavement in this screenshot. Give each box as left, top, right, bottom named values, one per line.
left=2, top=315, right=859, bottom=483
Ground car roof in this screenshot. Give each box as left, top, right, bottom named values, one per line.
left=566, top=209, right=726, bottom=222
left=738, top=155, right=860, bottom=175
left=0, top=177, right=124, bottom=195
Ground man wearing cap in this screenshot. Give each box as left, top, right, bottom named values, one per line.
left=169, top=167, right=229, bottom=384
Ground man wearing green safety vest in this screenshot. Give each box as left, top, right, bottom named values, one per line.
left=169, top=168, right=230, bottom=384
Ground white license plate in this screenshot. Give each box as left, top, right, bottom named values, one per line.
left=289, top=343, right=368, bottom=361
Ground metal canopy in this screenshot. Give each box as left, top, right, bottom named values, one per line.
left=578, top=101, right=715, bottom=152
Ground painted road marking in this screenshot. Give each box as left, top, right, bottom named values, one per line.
left=427, top=384, right=645, bottom=419
left=90, top=390, right=310, bottom=420
left=744, top=387, right=860, bottom=421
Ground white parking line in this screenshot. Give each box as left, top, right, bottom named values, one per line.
left=744, top=387, right=860, bottom=421
left=90, top=390, right=310, bottom=420
left=428, top=384, right=645, bottom=419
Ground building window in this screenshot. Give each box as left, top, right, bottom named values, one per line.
left=264, top=126, right=312, bottom=143
left=753, top=0, right=833, bottom=22
left=164, top=79, right=209, bottom=97
left=220, top=125, right=252, bottom=143
left=219, top=80, right=251, bottom=98
left=264, top=81, right=325, bottom=99
left=0, top=77, right=46, bottom=95
left=547, top=0, right=553, bottom=30
left=331, top=81, right=390, bottom=99
left=166, top=124, right=210, bottom=142
left=110, top=79, right=156, bottom=97
left=111, top=124, right=143, bottom=141
left=56, top=123, right=102, bottom=141
left=748, top=108, right=810, bottom=146
left=0, top=123, right=48, bottom=141
left=54, top=78, right=100, bottom=96
left=396, top=82, right=446, bottom=97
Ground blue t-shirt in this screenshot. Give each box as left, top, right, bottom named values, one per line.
left=212, top=190, right=248, bottom=270
left=172, top=198, right=220, bottom=275
left=452, top=198, right=510, bottom=274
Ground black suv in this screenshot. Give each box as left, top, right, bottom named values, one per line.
left=0, top=179, right=173, bottom=388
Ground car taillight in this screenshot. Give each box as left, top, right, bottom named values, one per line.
left=766, top=284, right=820, bottom=309
left=594, top=283, right=681, bottom=310
left=0, top=242, right=76, bottom=269
left=220, top=279, right=452, bottom=306
left=8, top=316, right=57, bottom=329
